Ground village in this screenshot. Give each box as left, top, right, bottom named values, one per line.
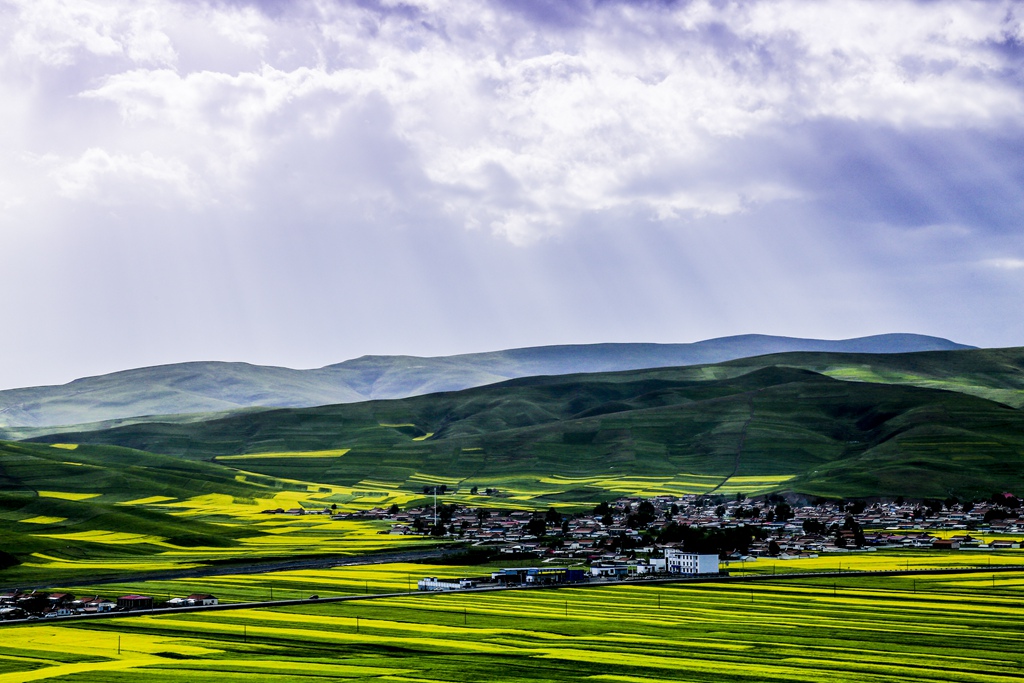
left=323, top=491, right=1024, bottom=560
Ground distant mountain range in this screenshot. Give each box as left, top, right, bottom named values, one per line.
left=0, top=333, right=972, bottom=429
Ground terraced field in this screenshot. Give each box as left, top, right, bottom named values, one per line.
left=5, top=560, right=1024, bottom=682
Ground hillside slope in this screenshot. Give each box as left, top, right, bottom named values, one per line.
left=31, top=350, right=1024, bottom=500
left=0, top=334, right=970, bottom=429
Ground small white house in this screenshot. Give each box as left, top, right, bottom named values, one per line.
left=186, top=594, right=218, bottom=606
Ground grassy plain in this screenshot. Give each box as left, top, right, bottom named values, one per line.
left=4, top=557, right=1024, bottom=682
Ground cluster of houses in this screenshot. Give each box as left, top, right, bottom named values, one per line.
left=0, top=590, right=217, bottom=620
left=338, top=492, right=1024, bottom=561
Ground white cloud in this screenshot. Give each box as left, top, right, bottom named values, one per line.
left=52, top=147, right=202, bottom=206
left=982, top=258, right=1024, bottom=270
left=2, top=0, right=1022, bottom=242
left=6, top=0, right=176, bottom=66
left=210, top=5, right=269, bottom=52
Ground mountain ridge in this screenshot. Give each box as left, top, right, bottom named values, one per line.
left=0, top=333, right=972, bottom=428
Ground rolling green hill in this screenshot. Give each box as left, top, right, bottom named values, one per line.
left=28, top=348, right=1024, bottom=501
left=0, top=440, right=284, bottom=577
left=718, top=346, right=1024, bottom=408
left=0, top=333, right=970, bottom=429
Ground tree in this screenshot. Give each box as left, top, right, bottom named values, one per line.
left=470, top=486, right=478, bottom=495
left=601, top=511, right=614, bottom=526
left=545, top=507, right=562, bottom=525
left=774, top=503, right=793, bottom=521
left=389, top=503, right=400, bottom=514
left=843, top=515, right=865, bottom=547
left=635, top=501, right=656, bottom=526
left=803, top=518, right=827, bottom=535
left=670, top=503, right=679, bottom=516
left=526, top=517, right=547, bottom=537
left=984, top=508, right=1008, bottom=522
left=331, top=503, right=337, bottom=510
left=438, top=503, right=456, bottom=524
left=715, top=505, right=726, bottom=518
left=768, top=539, right=782, bottom=556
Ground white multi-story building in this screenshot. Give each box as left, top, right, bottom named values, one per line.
left=664, top=549, right=719, bottom=575
left=418, top=577, right=477, bottom=591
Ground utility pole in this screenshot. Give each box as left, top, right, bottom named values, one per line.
left=434, top=487, right=438, bottom=528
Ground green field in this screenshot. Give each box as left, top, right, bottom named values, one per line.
left=0, top=441, right=442, bottom=584
left=4, top=558, right=1024, bottom=682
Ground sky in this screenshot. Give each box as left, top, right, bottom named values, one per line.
left=2, top=0, right=1023, bottom=390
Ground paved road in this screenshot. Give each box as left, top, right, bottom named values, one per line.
left=4, top=563, right=1022, bottom=627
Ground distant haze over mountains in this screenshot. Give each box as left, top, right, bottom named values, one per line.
left=0, top=334, right=973, bottom=429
